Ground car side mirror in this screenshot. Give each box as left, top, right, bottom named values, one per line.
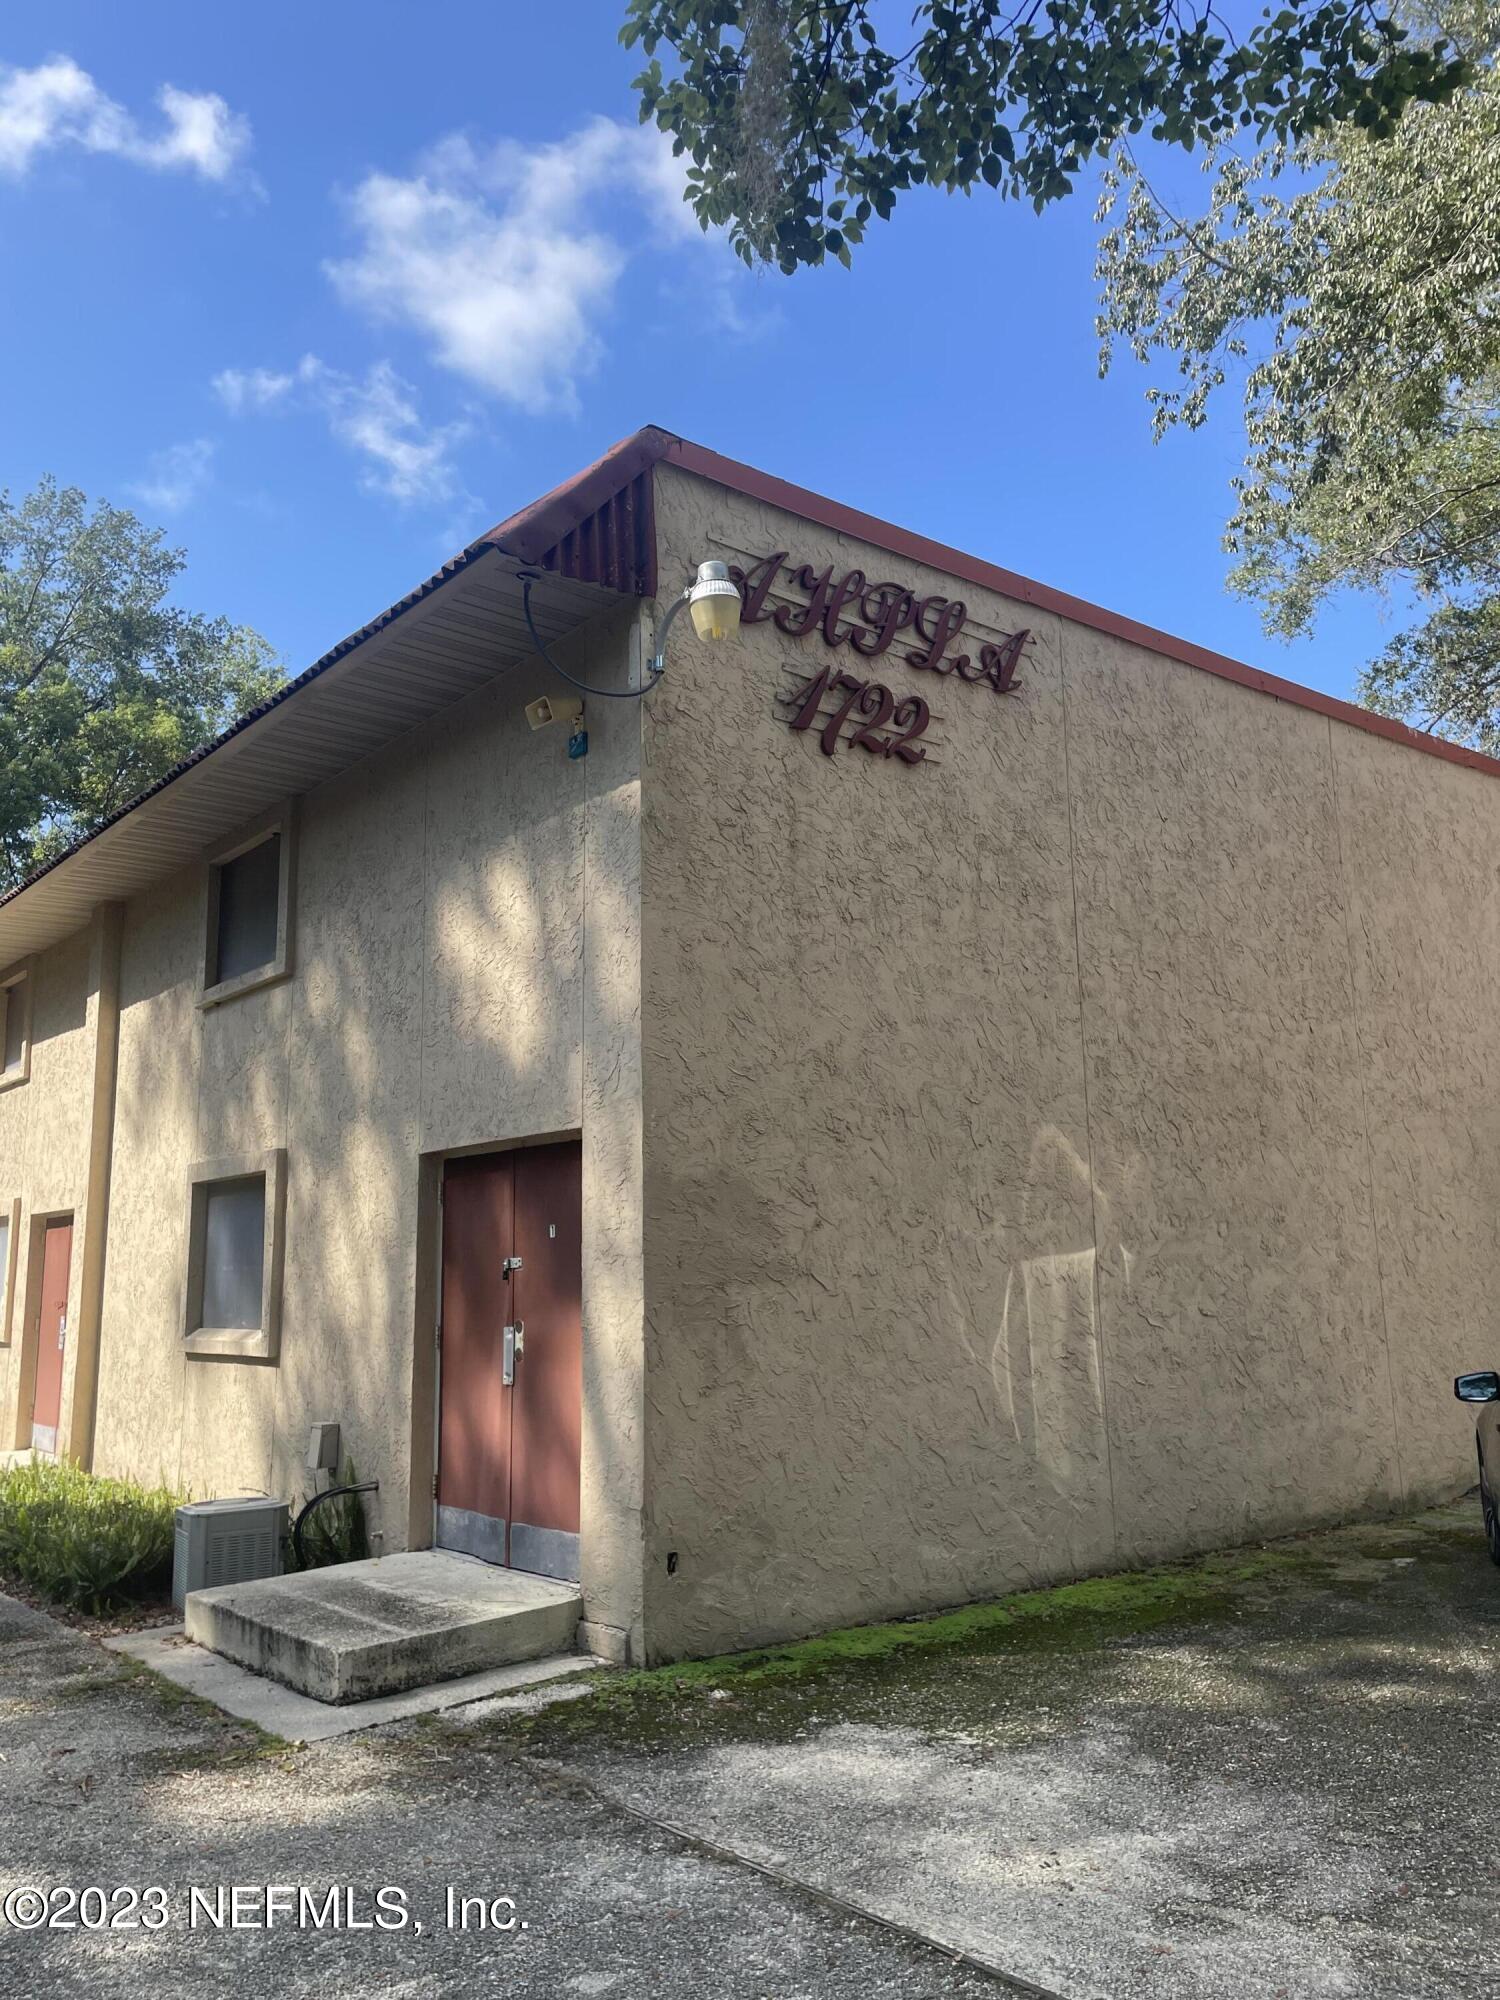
left=1455, top=1371, right=1500, bottom=1403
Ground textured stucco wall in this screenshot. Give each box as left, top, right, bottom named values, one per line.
left=0, top=926, right=100, bottom=1450
left=1329, top=725, right=1500, bottom=1506
left=88, top=589, right=646, bottom=1647
left=638, top=464, right=1492, bottom=1662
left=17, top=465, right=1496, bottom=1668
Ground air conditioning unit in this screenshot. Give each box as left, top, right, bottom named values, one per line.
left=172, top=1496, right=288, bottom=1609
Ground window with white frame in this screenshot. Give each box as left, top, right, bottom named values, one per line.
left=200, top=807, right=296, bottom=1007
left=183, top=1150, right=287, bottom=1360
left=0, top=964, right=32, bottom=1087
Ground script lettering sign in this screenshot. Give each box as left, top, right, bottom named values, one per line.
left=731, top=551, right=1029, bottom=695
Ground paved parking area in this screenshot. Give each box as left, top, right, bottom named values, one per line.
left=5, top=1500, right=1498, bottom=1998
left=499, top=1501, right=1500, bottom=1999
left=0, top=1591, right=996, bottom=1998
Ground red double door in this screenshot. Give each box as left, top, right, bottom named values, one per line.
left=435, top=1142, right=582, bottom=1582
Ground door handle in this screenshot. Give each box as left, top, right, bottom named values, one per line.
left=502, top=1322, right=524, bottom=1386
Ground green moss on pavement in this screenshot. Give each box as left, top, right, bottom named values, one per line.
left=460, top=1501, right=1485, bottom=1760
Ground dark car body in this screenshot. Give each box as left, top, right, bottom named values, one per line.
left=1455, top=1371, right=1500, bottom=1564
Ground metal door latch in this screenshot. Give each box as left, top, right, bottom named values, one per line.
left=502, top=1256, right=523, bottom=1277
left=502, top=1321, right=525, bottom=1385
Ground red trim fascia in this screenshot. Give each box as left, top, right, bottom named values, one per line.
left=13, top=420, right=1490, bottom=930
left=478, top=427, right=675, bottom=570
left=657, top=433, right=1500, bottom=785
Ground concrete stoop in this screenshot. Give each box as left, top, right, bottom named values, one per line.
left=184, top=1551, right=582, bottom=1704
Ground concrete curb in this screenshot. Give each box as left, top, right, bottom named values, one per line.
left=105, top=1624, right=602, bottom=1742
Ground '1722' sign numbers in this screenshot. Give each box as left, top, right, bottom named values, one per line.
left=785, top=669, right=929, bottom=761
left=732, top=550, right=1030, bottom=771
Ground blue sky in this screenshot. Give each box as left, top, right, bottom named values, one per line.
left=1, top=2, right=1392, bottom=700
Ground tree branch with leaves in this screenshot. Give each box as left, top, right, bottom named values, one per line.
left=1096, top=2, right=1500, bottom=748
left=623, top=0, right=1466, bottom=270
left=0, top=480, right=284, bottom=890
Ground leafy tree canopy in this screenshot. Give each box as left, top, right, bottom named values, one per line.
left=0, top=479, right=284, bottom=890
left=623, top=0, right=1467, bottom=270
left=1095, top=3, right=1500, bottom=748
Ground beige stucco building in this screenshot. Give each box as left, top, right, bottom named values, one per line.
left=1, top=427, right=1492, bottom=1664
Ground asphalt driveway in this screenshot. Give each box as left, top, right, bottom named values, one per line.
left=504, top=1499, right=1500, bottom=1999
left=0, top=1590, right=995, bottom=1999
left=4, top=1499, right=1498, bottom=1998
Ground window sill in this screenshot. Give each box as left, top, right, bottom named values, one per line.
left=182, top=1147, right=286, bottom=1362
left=184, top=1325, right=278, bottom=1362
left=197, top=962, right=291, bottom=1011
left=0, top=1064, right=28, bottom=1093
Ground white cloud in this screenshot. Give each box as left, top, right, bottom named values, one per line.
left=0, top=56, right=250, bottom=182
left=324, top=116, right=703, bottom=410
left=211, top=116, right=749, bottom=511
left=212, top=365, right=295, bottom=413
left=215, top=353, right=469, bottom=506
left=130, top=438, right=215, bottom=514
left=146, top=82, right=250, bottom=181
left=304, top=358, right=470, bottom=505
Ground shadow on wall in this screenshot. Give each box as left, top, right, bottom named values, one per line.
left=92, top=690, right=641, bottom=1560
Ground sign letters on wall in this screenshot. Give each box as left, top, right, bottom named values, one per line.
left=730, top=552, right=1030, bottom=766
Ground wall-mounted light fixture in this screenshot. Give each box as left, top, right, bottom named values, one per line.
left=517, top=559, right=742, bottom=705
left=646, top=560, right=741, bottom=675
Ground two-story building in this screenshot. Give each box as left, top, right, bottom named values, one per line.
left=1, top=427, right=1492, bottom=1665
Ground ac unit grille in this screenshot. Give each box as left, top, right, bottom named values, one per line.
left=173, top=1498, right=287, bottom=1608
left=206, top=1529, right=279, bottom=1586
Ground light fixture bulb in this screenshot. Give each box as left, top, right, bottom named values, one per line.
left=686, top=560, right=740, bottom=644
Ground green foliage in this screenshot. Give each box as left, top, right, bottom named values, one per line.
left=0, top=478, right=284, bottom=891
left=1096, top=3, right=1500, bottom=746
left=621, top=0, right=1467, bottom=271
left=0, top=1457, right=181, bottom=1614
left=289, top=1458, right=370, bottom=1572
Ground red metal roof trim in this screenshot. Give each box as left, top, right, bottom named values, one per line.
left=530, top=469, right=655, bottom=596
left=7, top=417, right=1498, bottom=926
left=654, top=432, right=1500, bottom=786
left=479, top=429, right=664, bottom=597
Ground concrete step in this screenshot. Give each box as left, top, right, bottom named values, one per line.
left=184, top=1551, right=582, bottom=1704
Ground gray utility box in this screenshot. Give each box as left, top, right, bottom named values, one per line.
left=172, top=1497, right=288, bottom=1609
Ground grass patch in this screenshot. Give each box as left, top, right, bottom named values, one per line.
left=111, top=1653, right=225, bottom=1718
left=126, top=1733, right=297, bottom=1778
left=598, top=1506, right=1483, bottom=1711
left=602, top=1546, right=1322, bottom=1706
left=0, top=1458, right=181, bottom=1614
left=435, top=1503, right=1486, bottom=1763
left=107, top=1657, right=291, bottom=1761
left=462, top=1539, right=1360, bottom=1760
left=48, top=1669, right=132, bottom=1702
